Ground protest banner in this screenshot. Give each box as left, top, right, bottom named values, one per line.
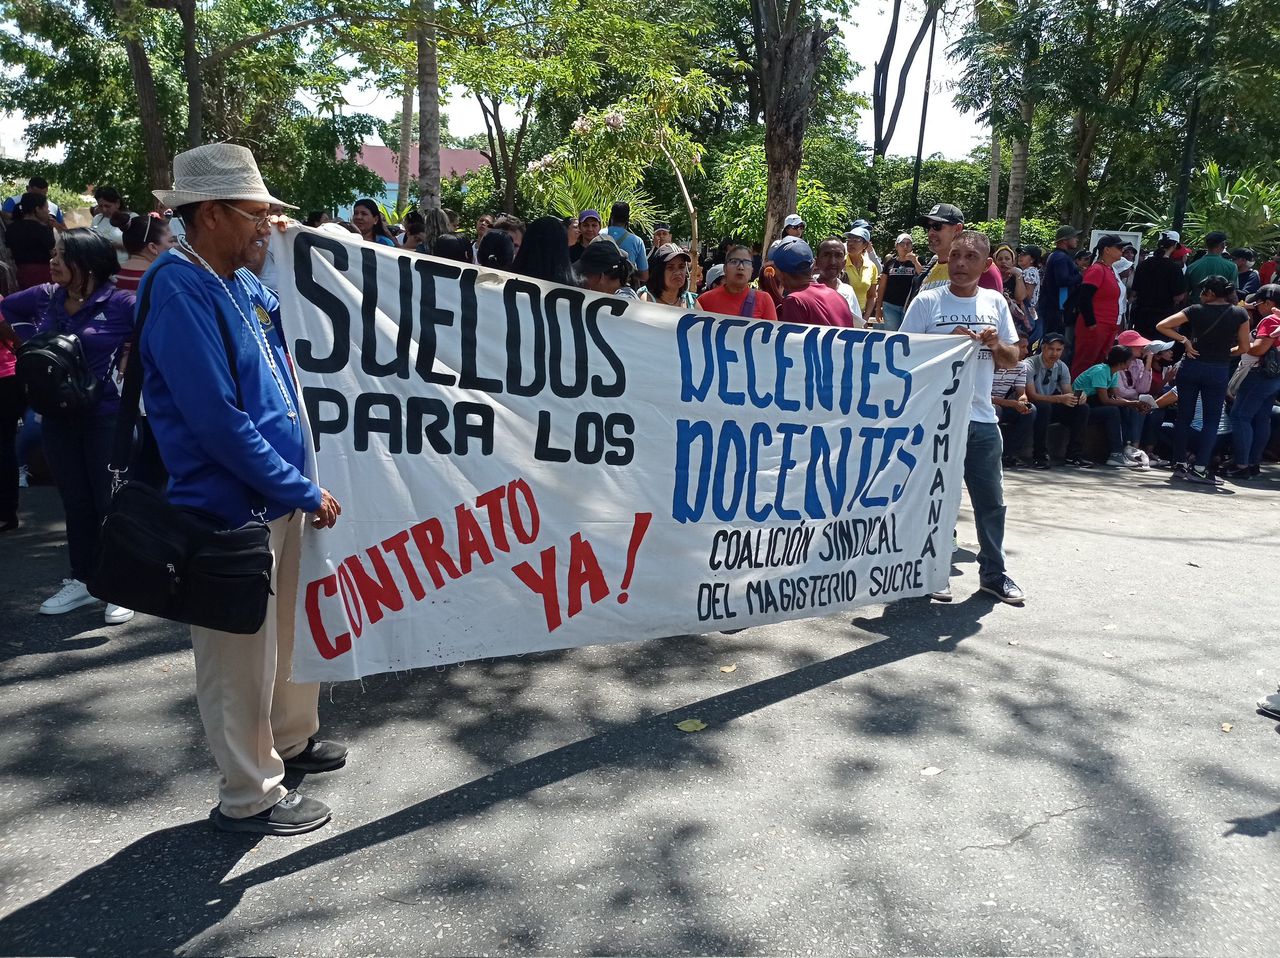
left=276, top=229, right=979, bottom=682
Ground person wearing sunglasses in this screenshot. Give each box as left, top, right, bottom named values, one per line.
left=906, top=203, right=1003, bottom=308
left=695, top=243, right=777, bottom=319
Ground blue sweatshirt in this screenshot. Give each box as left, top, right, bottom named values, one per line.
left=139, top=251, right=321, bottom=526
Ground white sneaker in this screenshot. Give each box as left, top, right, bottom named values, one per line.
left=1126, top=448, right=1150, bottom=468
left=104, top=603, right=134, bottom=625
left=39, top=579, right=96, bottom=615
left=1105, top=453, right=1129, bottom=467
left=17, top=465, right=29, bottom=488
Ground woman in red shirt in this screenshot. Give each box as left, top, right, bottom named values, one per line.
left=115, top=214, right=175, bottom=292
left=1071, top=233, right=1126, bottom=378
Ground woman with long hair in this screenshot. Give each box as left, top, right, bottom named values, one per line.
left=994, top=244, right=1030, bottom=335
left=1157, top=274, right=1252, bottom=484
left=1070, top=233, right=1126, bottom=379
left=350, top=199, right=397, bottom=247
left=638, top=243, right=697, bottom=308
left=475, top=229, right=516, bottom=270
left=1017, top=245, right=1044, bottom=344
left=7, top=192, right=56, bottom=289
left=511, top=216, right=575, bottom=286
left=116, top=214, right=176, bottom=292
left=0, top=229, right=137, bottom=621
left=576, top=239, right=635, bottom=298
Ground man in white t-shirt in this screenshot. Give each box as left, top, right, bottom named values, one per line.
left=901, top=229, right=1025, bottom=605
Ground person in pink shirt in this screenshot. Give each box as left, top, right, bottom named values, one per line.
left=0, top=338, right=18, bottom=531
left=1113, top=329, right=1162, bottom=465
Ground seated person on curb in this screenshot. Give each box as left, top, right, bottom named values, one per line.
left=1024, top=333, right=1091, bottom=469
left=1113, top=329, right=1163, bottom=466
left=1073, top=345, right=1151, bottom=468
left=992, top=336, right=1035, bottom=469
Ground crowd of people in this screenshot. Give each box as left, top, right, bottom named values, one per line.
left=0, top=142, right=1277, bottom=835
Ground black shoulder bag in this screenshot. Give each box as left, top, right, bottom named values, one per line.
left=88, top=260, right=274, bottom=635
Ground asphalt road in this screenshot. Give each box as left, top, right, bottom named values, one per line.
left=1, top=468, right=1278, bottom=957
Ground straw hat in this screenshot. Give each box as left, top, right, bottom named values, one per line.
left=153, top=142, right=295, bottom=209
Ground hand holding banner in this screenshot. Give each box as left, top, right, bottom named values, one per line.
left=277, top=230, right=977, bottom=682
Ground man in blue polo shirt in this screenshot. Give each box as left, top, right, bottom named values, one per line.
left=605, top=201, right=649, bottom=286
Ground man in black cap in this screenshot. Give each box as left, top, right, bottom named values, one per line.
left=1038, top=225, right=1082, bottom=339
left=1232, top=248, right=1260, bottom=296
left=1185, top=230, right=1238, bottom=295
left=651, top=223, right=671, bottom=253
left=906, top=203, right=1003, bottom=306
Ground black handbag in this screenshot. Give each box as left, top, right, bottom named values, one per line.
left=15, top=328, right=101, bottom=415
left=88, top=260, right=274, bottom=635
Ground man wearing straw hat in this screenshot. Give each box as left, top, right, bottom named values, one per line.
left=140, top=143, right=344, bottom=835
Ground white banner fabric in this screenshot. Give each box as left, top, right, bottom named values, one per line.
left=277, top=230, right=978, bottom=682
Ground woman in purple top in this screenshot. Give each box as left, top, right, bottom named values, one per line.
left=0, top=229, right=137, bottom=622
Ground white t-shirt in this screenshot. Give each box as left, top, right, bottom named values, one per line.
left=91, top=213, right=129, bottom=265
left=828, top=280, right=865, bottom=326
left=900, top=285, right=1018, bottom=424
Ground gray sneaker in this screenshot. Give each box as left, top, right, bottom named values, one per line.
left=211, top=790, right=331, bottom=835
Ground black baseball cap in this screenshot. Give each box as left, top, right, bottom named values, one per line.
left=1095, top=233, right=1125, bottom=249
left=920, top=203, right=963, bottom=226
left=1042, top=333, right=1066, bottom=345
left=652, top=222, right=671, bottom=233
left=1204, top=230, right=1229, bottom=247
left=1245, top=284, right=1280, bottom=306
left=1230, top=247, right=1255, bottom=261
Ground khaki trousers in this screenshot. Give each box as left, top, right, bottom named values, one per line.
left=191, top=511, right=320, bottom=818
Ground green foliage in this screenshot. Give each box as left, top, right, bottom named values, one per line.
left=0, top=176, right=85, bottom=213
left=440, top=170, right=498, bottom=227
left=967, top=218, right=1060, bottom=249
left=707, top=144, right=848, bottom=243
left=1127, top=163, right=1280, bottom=252
left=525, top=160, right=664, bottom=232
left=257, top=113, right=385, bottom=215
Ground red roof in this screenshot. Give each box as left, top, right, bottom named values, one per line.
left=338, top=144, right=490, bottom=183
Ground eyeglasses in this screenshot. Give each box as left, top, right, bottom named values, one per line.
left=726, top=257, right=753, bottom=268
left=218, top=202, right=272, bottom=231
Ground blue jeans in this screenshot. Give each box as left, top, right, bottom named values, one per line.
left=880, top=302, right=905, bottom=331
left=1171, top=360, right=1230, bottom=467
left=998, top=406, right=1036, bottom=459
left=1087, top=401, right=1124, bottom=454
left=1119, top=405, right=1159, bottom=447
left=1230, top=370, right=1280, bottom=466
left=40, top=414, right=116, bottom=581
left=964, top=421, right=1007, bottom=584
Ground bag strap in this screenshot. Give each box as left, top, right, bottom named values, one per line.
left=109, top=258, right=178, bottom=476
left=109, top=258, right=263, bottom=515
left=739, top=289, right=757, bottom=317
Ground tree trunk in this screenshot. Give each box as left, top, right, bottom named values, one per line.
left=397, top=81, right=414, bottom=214
left=750, top=0, right=834, bottom=248
left=987, top=129, right=1001, bottom=221
left=660, top=142, right=699, bottom=289
left=416, top=0, right=441, bottom=212
left=1002, top=109, right=1031, bottom=247
left=114, top=0, right=170, bottom=197
left=178, top=0, right=202, bottom=147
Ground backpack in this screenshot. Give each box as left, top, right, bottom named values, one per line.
left=16, top=330, right=102, bottom=415
left=1259, top=343, right=1280, bottom=378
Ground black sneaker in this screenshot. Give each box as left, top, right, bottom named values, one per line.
left=1002, top=456, right=1020, bottom=470
left=980, top=575, right=1026, bottom=605
left=1032, top=456, right=1051, bottom=470
left=1225, top=465, right=1252, bottom=481
left=1186, top=467, right=1224, bottom=486
left=284, top=738, right=348, bottom=774
left=1064, top=456, right=1094, bottom=469
left=211, top=790, right=331, bottom=835
left=1170, top=463, right=1190, bottom=481
left=1249, top=464, right=1262, bottom=478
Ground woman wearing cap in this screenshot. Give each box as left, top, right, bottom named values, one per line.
left=576, top=239, right=636, bottom=298
left=873, top=233, right=920, bottom=330
left=1225, top=285, right=1280, bottom=479
left=1157, top=274, right=1252, bottom=484
left=843, top=226, right=879, bottom=320
left=639, top=243, right=697, bottom=309
left=1112, top=329, right=1163, bottom=466
left=1016, top=246, right=1043, bottom=340
left=1070, top=234, right=1126, bottom=379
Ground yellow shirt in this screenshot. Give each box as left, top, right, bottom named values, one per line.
left=844, top=257, right=880, bottom=311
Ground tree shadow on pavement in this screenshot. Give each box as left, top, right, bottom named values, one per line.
left=0, top=597, right=994, bottom=956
